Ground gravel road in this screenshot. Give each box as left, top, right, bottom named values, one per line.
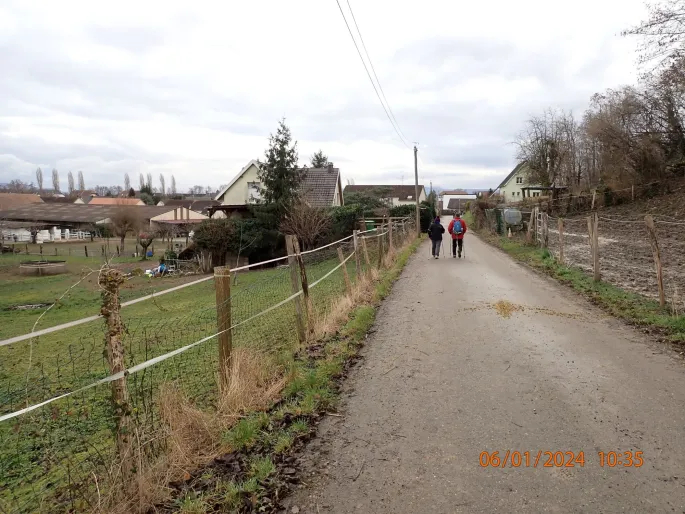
left=281, top=224, right=685, bottom=513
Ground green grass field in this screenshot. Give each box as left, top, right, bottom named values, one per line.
left=0, top=236, right=381, bottom=513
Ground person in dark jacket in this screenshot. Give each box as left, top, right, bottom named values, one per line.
left=427, top=216, right=445, bottom=259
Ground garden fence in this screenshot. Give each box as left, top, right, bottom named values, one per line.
left=0, top=216, right=416, bottom=513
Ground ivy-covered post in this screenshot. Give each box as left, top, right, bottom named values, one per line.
left=99, top=267, right=134, bottom=485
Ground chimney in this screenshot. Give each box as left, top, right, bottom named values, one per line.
left=328, top=163, right=334, bottom=172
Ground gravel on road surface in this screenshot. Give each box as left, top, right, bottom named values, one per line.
left=281, top=224, right=685, bottom=513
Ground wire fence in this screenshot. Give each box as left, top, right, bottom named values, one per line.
left=0, top=217, right=417, bottom=513
left=479, top=204, right=685, bottom=310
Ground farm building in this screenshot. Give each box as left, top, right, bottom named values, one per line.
left=0, top=203, right=173, bottom=242
left=156, top=198, right=223, bottom=218
left=440, top=190, right=477, bottom=211
left=0, top=192, right=44, bottom=210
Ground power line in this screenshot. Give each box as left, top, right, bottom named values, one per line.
left=334, top=0, right=411, bottom=149
left=344, top=0, right=411, bottom=146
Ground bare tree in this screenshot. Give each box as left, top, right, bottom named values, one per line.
left=78, top=171, right=85, bottom=191
left=232, top=221, right=259, bottom=285
left=52, top=169, right=60, bottom=193
left=36, top=168, right=43, bottom=192
left=159, top=174, right=166, bottom=197
left=139, top=173, right=145, bottom=191
left=170, top=175, right=177, bottom=195
left=124, top=173, right=131, bottom=192
left=622, top=0, right=685, bottom=73
left=136, top=231, right=157, bottom=260
left=110, top=205, right=142, bottom=254
left=3, top=180, right=34, bottom=193
left=67, top=171, right=75, bottom=194
left=146, top=173, right=153, bottom=191
left=280, top=198, right=332, bottom=250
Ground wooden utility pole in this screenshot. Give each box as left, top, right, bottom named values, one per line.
left=558, top=218, right=565, bottom=266
left=414, top=145, right=420, bottom=236
left=645, top=215, right=665, bottom=307
left=214, top=265, right=233, bottom=388
left=285, top=235, right=306, bottom=343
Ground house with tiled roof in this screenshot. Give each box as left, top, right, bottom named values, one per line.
left=88, top=197, right=145, bottom=206
left=213, top=160, right=343, bottom=217
left=0, top=193, right=44, bottom=210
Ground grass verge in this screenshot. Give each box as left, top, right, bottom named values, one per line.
left=146, top=235, right=423, bottom=513
left=475, top=228, right=685, bottom=345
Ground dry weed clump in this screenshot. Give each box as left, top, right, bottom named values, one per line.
left=493, top=300, right=525, bottom=318
left=105, top=347, right=287, bottom=513
left=311, top=267, right=377, bottom=342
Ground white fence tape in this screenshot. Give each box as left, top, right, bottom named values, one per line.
left=1, top=250, right=356, bottom=423
left=0, top=233, right=359, bottom=347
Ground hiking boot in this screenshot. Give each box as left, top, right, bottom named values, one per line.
left=458, top=252, right=461, bottom=258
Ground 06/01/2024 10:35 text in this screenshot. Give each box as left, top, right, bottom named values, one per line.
left=479, top=451, right=644, bottom=468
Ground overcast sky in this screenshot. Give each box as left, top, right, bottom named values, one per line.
left=0, top=0, right=649, bottom=193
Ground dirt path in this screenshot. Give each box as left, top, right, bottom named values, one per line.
left=281, top=223, right=685, bottom=513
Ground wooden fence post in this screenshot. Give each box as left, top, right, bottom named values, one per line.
left=353, top=229, right=362, bottom=280
left=526, top=209, right=535, bottom=244
left=645, top=215, right=666, bottom=307
left=542, top=213, right=549, bottom=248
left=214, top=265, right=233, bottom=388
left=84, top=245, right=88, bottom=257
left=558, top=218, right=565, bottom=266
left=286, top=235, right=307, bottom=343
left=99, top=268, right=134, bottom=484
left=587, top=213, right=600, bottom=282
left=39, top=245, right=43, bottom=257
left=293, top=237, right=314, bottom=338
left=591, top=190, right=597, bottom=210
left=377, top=223, right=385, bottom=269
left=388, top=220, right=394, bottom=252
left=361, top=236, right=371, bottom=269
left=338, top=247, right=352, bottom=294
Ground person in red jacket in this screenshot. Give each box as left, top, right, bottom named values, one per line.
left=447, top=212, right=467, bottom=258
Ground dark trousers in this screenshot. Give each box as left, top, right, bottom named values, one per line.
left=431, top=239, right=441, bottom=256
left=452, top=238, right=463, bottom=256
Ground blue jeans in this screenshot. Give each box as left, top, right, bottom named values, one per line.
left=431, top=239, right=441, bottom=256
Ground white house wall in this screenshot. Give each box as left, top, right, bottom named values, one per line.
left=442, top=194, right=476, bottom=210
left=217, top=163, right=260, bottom=205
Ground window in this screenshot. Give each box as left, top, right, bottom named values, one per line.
left=247, top=182, right=261, bottom=203
left=407, top=195, right=413, bottom=200
left=533, top=192, right=540, bottom=197
left=516, top=176, right=523, bottom=184
left=517, top=192, right=520, bottom=196
left=512, top=192, right=515, bottom=196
